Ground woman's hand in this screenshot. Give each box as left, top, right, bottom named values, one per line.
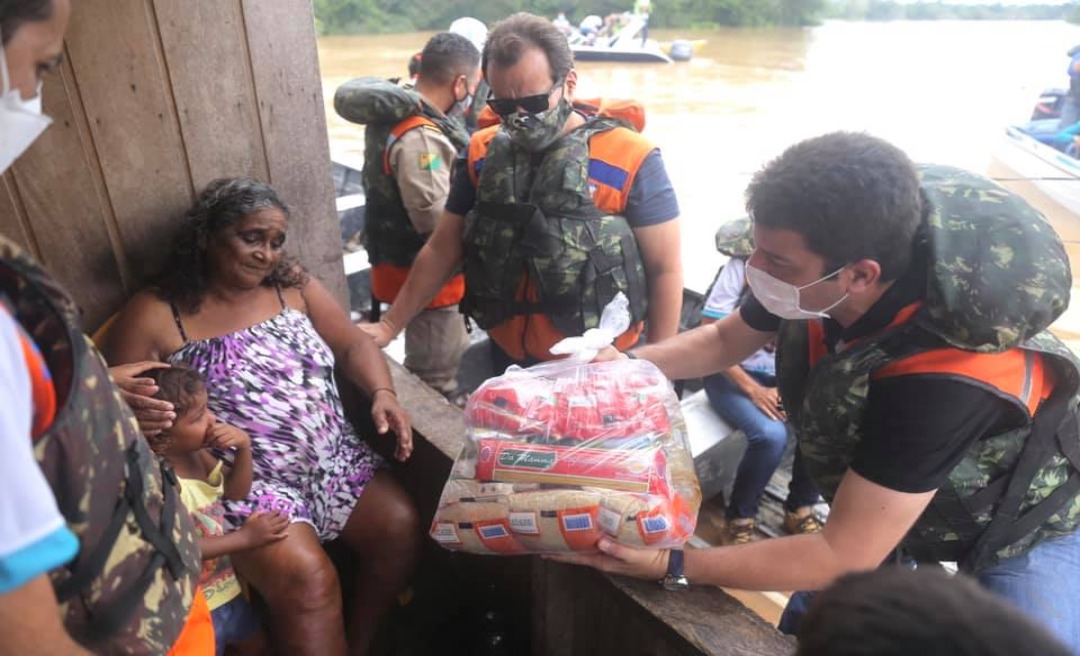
left=544, top=538, right=670, bottom=580
left=746, top=384, right=786, bottom=422
left=109, top=361, right=176, bottom=436
left=371, top=389, right=413, bottom=462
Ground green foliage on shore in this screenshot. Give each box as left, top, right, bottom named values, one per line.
left=312, top=0, right=826, bottom=34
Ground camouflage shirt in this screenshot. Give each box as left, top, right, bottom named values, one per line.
left=1, top=234, right=200, bottom=653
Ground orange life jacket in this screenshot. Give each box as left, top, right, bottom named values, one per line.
left=806, top=301, right=1055, bottom=415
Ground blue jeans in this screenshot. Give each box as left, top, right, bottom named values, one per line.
left=779, top=530, right=1080, bottom=652
left=212, top=595, right=261, bottom=656
left=703, top=370, right=819, bottom=520
left=977, top=528, right=1080, bottom=651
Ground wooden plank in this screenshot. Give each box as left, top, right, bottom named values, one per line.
left=153, top=0, right=269, bottom=189
left=0, top=174, right=35, bottom=256
left=607, top=575, right=795, bottom=655
left=242, top=0, right=346, bottom=305
left=63, top=0, right=193, bottom=286
left=4, top=63, right=126, bottom=328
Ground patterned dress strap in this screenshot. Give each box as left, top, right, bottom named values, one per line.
left=169, top=302, right=189, bottom=343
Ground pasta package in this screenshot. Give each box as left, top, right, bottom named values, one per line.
left=431, top=358, right=701, bottom=554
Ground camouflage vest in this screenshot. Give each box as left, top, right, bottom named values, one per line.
left=461, top=117, right=648, bottom=335
left=0, top=235, right=200, bottom=652
left=776, top=165, right=1080, bottom=570
left=336, top=76, right=469, bottom=267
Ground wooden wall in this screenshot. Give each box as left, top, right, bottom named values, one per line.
left=0, top=0, right=345, bottom=330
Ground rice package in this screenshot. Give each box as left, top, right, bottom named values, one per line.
left=430, top=357, right=701, bottom=554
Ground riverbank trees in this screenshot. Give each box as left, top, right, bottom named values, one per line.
left=312, top=0, right=1072, bottom=34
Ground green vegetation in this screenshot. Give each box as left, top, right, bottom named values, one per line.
left=312, top=0, right=1076, bottom=34
left=312, top=0, right=827, bottom=34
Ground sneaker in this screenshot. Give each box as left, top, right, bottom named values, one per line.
left=723, top=518, right=755, bottom=545
left=783, top=507, right=824, bottom=535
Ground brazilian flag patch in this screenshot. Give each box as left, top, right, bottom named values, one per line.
left=419, top=152, right=442, bottom=171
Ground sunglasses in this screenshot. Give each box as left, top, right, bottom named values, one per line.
left=486, top=78, right=563, bottom=116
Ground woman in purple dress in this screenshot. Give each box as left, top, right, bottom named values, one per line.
left=105, top=178, right=418, bottom=656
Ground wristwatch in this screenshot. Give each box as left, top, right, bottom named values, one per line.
left=660, top=549, right=689, bottom=591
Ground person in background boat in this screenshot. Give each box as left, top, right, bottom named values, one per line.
left=360, top=12, right=683, bottom=372
left=104, top=177, right=418, bottom=656
left=355, top=32, right=480, bottom=404
left=448, top=17, right=489, bottom=134
left=146, top=366, right=279, bottom=656
left=0, top=1, right=206, bottom=653
left=552, top=11, right=573, bottom=38
left=551, top=132, right=1080, bottom=652
left=796, top=567, right=1073, bottom=656
left=634, top=0, right=651, bottom=45
left=1061, top=44, right=1080, bottom=129
left=579, top=14, right=603, bottom=45
left=700, top=218, right=821, bottom=546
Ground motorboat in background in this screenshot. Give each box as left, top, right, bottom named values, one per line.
left=569, top=15, right=678, bottom=64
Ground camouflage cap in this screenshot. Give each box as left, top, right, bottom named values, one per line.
left=714, top=216, right=754, bottom=258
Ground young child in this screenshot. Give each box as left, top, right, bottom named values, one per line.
left=147, top=366, right=289, bottom=656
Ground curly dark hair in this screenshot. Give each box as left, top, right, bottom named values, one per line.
left=153, top=177, right=308, bottom=313
left=143, top=365, right=205, bottom=455
left=0, top=0, right=53, bottom=46
left=746, top=132, right=924, bottom=282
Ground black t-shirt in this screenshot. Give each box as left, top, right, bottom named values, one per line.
left=739, top=248, right=1021, bottom=494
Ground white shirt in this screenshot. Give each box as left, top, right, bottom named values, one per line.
left=0, top=307, right=76, bottom=593
left=701, top=258, right=776, bottom=375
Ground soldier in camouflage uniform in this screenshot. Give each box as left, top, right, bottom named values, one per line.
left=0, top=2, right=203, bottom=653
left=336, top=32, right=479, bottom=400
left=361, top=12, right=683, bottom=370
left=553, top=132, right=1080, bottom=651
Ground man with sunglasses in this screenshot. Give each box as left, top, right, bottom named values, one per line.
left=342, top=32, right=480, bottom=403
left=362, top=12, right=682, bottom=371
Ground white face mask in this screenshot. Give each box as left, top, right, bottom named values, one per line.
left=745, top=262, right=849, bottom=320
left=0, top=40, right=53, bottom=174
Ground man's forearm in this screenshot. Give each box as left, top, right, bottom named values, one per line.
left=684, top=533, right=859, bottom=592
left=383, top=224, right=462, bottom=334
left=630, top=323, right=737, bottom=380
left=644, top=269, right=683, bottom=342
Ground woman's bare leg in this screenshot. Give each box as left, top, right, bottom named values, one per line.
left=231, top=523, right=346, bottom=656
left=337, top=471, right=420, bottom=656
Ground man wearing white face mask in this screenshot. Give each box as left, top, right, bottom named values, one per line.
left=0, top=1, right=206, bottom=654
left=552, top=131, right=1080, bottom=651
